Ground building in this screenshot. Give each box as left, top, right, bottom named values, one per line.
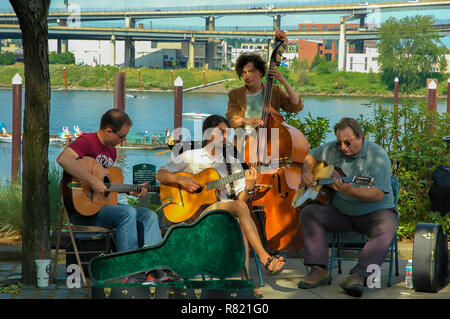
left=48, top=38, right=231, bottom=69
left=295, top=23, right=376, bottom=68
left=346, top=47, right=379, bottom=73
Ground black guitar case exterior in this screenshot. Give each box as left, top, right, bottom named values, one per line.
left=412, top=223, right=448, bottom=292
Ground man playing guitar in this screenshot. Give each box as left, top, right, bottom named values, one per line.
left=57, top=108, right=165, bottom=283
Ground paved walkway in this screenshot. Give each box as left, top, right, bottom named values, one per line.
left=1, top=252, right=448, bottom=299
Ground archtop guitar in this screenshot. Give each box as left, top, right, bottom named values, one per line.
left=160, top=158, right=293, bottom=223
left=292, top=161, right=374, bottom=209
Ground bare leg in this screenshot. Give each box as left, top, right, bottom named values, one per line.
left=203, top=200, right=286, bottom=272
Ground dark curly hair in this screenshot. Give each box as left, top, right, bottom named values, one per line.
left=235, top=52, right=267, bottom=79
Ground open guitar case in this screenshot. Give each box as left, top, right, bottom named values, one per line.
left=89, top=210, right=257, bottom=299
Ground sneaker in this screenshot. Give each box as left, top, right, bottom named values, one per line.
left=298, top=265, right=330, bottom=289
left=340, top=274, right=364, bottom=298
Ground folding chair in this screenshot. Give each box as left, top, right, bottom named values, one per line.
left=328, top=176, right=400, bottom=287
left=51, top=182, right=115, bottom=288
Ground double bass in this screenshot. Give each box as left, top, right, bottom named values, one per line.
left=244, top=31, right=310, bottom=253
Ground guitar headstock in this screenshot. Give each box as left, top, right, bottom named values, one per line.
left=353, top=176, right=374, bottom=186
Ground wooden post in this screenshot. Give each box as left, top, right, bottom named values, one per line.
left=173, top=76, right=183, bottom=143
left=203, top=69, right=206, bottom=87
left=104, top=68, right=108, bottom=90
left=427, top=79, right=437, bottom=112
left=11, top=73, right=22, bottom=184
left=114, top=72, right=126, bottom=112
left=447, top=78, right=449, bottom=114
left=171, top=69, right=174, bottom=90
left=63, top=66, right=67, bottom=90
left=138, top=68, right=142, bottom=91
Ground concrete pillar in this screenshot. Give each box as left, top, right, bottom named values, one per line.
left=188, top=38, right=195, bottom=69
left=273, top=14, right=281, bottom=31
left=205, top=15, right=215, bottom=31
left=124, top=37, right=135, bottom=68
left=125, top=16, right=135, bottom=28
left=110, top=35, right=116, bottom=66
left=338, top=17, right=347, bottom=71
left=57, top=18, right=68, bottom=53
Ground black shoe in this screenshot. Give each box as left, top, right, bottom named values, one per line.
left=340, top=274, right=364, bottom=298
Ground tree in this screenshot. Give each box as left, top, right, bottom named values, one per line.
left=49, top=51, right=75, bottom=64
left=9, top=0, right=51, bottom=285
left=0, top=52, right=16, bottom=65
left=377, top=15, right=447, bottom=92
left=310, top=53, right=324, bottom=71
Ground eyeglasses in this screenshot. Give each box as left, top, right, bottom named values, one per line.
left=336, top=139, right=354, bottom=148
left=113, top=131, right=127, bottom=139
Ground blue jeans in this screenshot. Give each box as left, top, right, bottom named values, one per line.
left=70, top=204, right=162, bottom=252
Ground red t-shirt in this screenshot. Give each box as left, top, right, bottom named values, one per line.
left=68, top=132, right=116, bottom=168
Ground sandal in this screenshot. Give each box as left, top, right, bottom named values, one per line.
left=264, top=255, right=287, bottom=276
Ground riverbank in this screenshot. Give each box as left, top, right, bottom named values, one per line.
left=1, top=64, right=448, bottom=99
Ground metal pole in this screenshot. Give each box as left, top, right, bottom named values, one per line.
left=173, top=76, right=183, bottom=144
left=171, top=70, right=174, bottom=90
left=11, top=73, right=22, bottom=184
left=427, top=80, right=437, bottom=112
left=114, top=72, right=126, bottom=112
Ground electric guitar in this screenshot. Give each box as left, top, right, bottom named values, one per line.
left=61, top=157, right=159, bottom=216
left=160, top=158, right=293, bottom=223
left=292, top=161, right=374, bottom=209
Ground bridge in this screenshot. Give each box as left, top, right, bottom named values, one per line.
left=0, top=0, right=448, bottom=70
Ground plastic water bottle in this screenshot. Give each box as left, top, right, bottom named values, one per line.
left=405, top=259, right=413, bottom=289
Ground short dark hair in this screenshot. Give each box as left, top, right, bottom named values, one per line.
left=235, top=52, right=267, bottom=79
left=333, top=117, right=364, bottom=138
left=100, top=108, right=133, bottom=132
left=202, top=115, right=230, bottom=135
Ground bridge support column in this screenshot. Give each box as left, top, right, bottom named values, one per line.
left=338, top=17, right=347, bottom=71
left=205, top=15, right=215, bottom=70
left=57, top=18, right=68, bottom=53
left=355, top=16, right=365, bottom=53
left=188, top=38, right=195, bottom=69
left=124, top=37, right=135, bottom=68
left=273, top=14, right=281, bottom=31
left=110, top=35, right=116, bottom=66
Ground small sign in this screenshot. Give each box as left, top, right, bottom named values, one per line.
left=133, top=163, right=156, bottom=185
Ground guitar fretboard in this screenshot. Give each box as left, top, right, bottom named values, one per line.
left=205, top=160, right=287, bottom=191
left=318, top=176, right=355, bottom=185
left=105, top=183, right=160, bottom=193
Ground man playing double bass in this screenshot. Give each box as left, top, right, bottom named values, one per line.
left=225, top=52, right=303, bottom=132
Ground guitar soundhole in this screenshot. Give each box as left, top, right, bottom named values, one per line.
left=194, top=186, right=203, bottom=193
left=103, top=176, right=111, bottom=198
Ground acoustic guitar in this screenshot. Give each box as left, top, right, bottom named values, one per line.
left=61, top=157, right=159, bottom=216
left=160, top=158, right=293, bottom=223
left=292, top=161, right=374, bottom=209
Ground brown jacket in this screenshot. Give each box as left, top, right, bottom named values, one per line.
left=225, top=83, right=303, bottom=128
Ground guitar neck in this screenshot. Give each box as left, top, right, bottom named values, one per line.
left=106, top=183, right=160, bottom=193
left=205, top=165, right=268, bottom=191
left=317, top=176, right=355, bottom=185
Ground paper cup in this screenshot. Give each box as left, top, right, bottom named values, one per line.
left=35, top=259, right=51, bottom=288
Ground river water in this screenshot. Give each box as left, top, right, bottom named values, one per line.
left=0, top=88, right=447, bottom=183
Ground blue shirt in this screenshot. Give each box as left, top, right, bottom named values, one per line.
left=310, top=139, right=394, bottom=216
